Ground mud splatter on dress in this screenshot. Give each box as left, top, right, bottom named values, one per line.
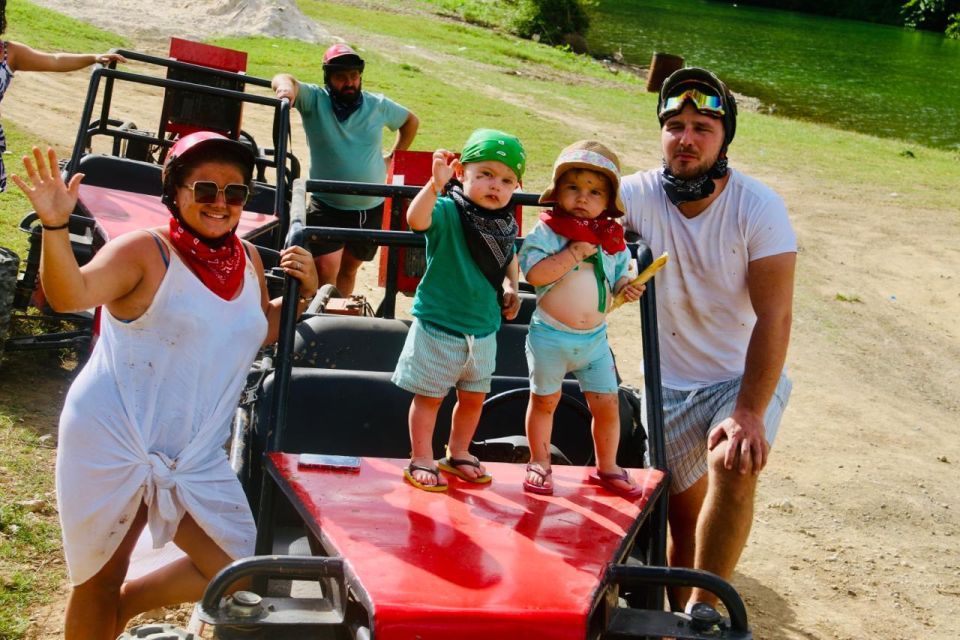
left=0, top=41, right=14, bottom=192
left=56, top=235, right=266, bottom=585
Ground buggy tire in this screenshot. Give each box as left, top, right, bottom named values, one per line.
left=0, top=246, right=20, bottom=365
left=117, top=623, right=194, bottom=639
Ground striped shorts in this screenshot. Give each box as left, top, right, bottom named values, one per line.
left=391, top=318, right=497, bottom=397
left=648, top=373, right=792, bottom=494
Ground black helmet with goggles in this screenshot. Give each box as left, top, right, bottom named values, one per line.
left=658, top=67, right=737, bottom=149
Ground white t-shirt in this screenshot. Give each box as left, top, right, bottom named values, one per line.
left=620, top=168, right=796, bottom=390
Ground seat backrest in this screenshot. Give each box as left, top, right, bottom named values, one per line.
left=292, top=315, right=531, bottom=377
left=255, top=369, right=594, bottom=464
left=246, top=182, right=277, bottom=214
left=77, top=154, right=163, bottom=196
left=292, top=316, right=410, bottom=371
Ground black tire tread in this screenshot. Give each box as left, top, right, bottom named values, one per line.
left=0, top=246, right=21, bottom=364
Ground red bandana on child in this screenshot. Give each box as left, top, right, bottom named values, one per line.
left=539, top=209, right=626, bottom=255
left=168, top=218, right=246, bottom=300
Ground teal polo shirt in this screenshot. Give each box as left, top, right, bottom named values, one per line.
left=295, top=83, right=410, bottom=210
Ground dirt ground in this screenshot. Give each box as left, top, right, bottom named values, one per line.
left=5, top=2, right=959, bottom=639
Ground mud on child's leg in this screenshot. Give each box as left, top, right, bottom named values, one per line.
left=444, top=389, right=488, bottom=481
left=408, top=393, right=445, bottom=487
left=524, top=391, right=561, bottom=489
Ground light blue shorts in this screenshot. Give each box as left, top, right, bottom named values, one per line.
left=392, top=318, right=497, bottom=397
left=525, top=309, right=618, bottom=396
left=647, top=373, right=793, bottom=494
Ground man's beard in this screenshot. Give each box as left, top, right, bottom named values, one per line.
left=666, top=145, right=718, bottom=180
left=329, top=81, right=362, bottom=106
left=327, top=79, right=364, bottom=122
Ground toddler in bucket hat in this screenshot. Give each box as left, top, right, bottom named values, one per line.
left=516, top=139, right=645, bottom=497
left=539, top=139, right=626, bottom=217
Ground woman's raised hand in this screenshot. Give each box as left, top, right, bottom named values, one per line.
left=11, top=147, right=83, bottom=228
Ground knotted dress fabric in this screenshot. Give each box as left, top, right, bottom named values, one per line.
left=56, top=242, right=266, bottom=585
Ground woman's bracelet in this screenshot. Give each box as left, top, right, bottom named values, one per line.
left=42, top=221, right=70, bottom=231
left=299, top=293, right=316, bottom=305
left=566, top=245, right=580, bottom=262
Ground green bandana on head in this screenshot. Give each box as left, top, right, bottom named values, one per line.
left=460, top=128, right=526, bottom=180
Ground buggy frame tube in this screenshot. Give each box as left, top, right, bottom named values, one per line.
left=254, top=180, right=306, bottom=562
left=303, top=179, right=544, bottom=316
left=606, top=564, right=749, bottom=633
left=65, top=63, right=293, bottom=234
left=637, top=249, right=669, bottom=578
left=200, top=555, right=345, bottom=617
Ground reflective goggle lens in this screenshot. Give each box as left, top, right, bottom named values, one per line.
left=659, top=88, right=725, bottom=119
left=189, top=181, right=249, bottom=206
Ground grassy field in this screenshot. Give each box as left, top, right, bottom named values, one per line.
left=0, top=0, right=957, bottom=637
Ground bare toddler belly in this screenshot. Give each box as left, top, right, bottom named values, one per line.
left=538, top=264, right=608, bottom=329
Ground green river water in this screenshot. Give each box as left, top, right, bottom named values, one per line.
left=586, top=0, right=960, bottom=151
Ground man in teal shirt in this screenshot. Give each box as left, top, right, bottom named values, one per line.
left=272, top=43, right=419, bottom=294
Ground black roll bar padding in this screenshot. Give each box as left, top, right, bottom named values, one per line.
left=634, top=246, right=669, bottom=576
left=269, top=178, right=307, bottom=453
left=273, top=97, right=292, bottom=232
left=253, top=180, right=306, bottom=560
left=304, top=179, right=545, bottom=207
left=200, top=554, right=345, bottom=616
left=606, top=564, right=749, bottom=633
left=379, top=194, right=406, bottom=318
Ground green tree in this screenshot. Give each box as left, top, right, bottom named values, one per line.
left=902, top=0, right=960, bottom=37
left=510, top=0, right=592, bottom=45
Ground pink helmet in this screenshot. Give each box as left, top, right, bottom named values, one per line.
left=322, top=43, right=364, bottom=73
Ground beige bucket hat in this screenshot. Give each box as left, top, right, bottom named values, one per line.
left=539, top=140, right=626, bottom=217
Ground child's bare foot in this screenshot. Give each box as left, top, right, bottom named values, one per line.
left=439, top=448, right=492, bottom=483
left=523, top=460, right=553, bottom=495
left=404, top=457, right=447, bottom=492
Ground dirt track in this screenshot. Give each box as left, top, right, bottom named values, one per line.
left=8, top=3, right=960, bottom=639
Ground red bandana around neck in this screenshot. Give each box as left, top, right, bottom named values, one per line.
left=539, top=209, right=626, bottom=255
left=168, top=218, right=246, bottom=300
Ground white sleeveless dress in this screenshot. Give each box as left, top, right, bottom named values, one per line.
left=56, top=238, right=267, bottom=585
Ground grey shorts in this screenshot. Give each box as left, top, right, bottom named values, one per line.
left=647, top=373, right=792, bottom=494
left=391, top=318, right=497, bottom=397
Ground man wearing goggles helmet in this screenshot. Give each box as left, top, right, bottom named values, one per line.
left=620, top=68, right=797, bottom=614
left=272, top=43, right=420, bottom=295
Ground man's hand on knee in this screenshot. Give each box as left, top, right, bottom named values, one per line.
left=707, top=409, right=770, bottom=475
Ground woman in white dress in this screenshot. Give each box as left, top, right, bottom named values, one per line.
left=12, top=132, right=318, bottom=640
